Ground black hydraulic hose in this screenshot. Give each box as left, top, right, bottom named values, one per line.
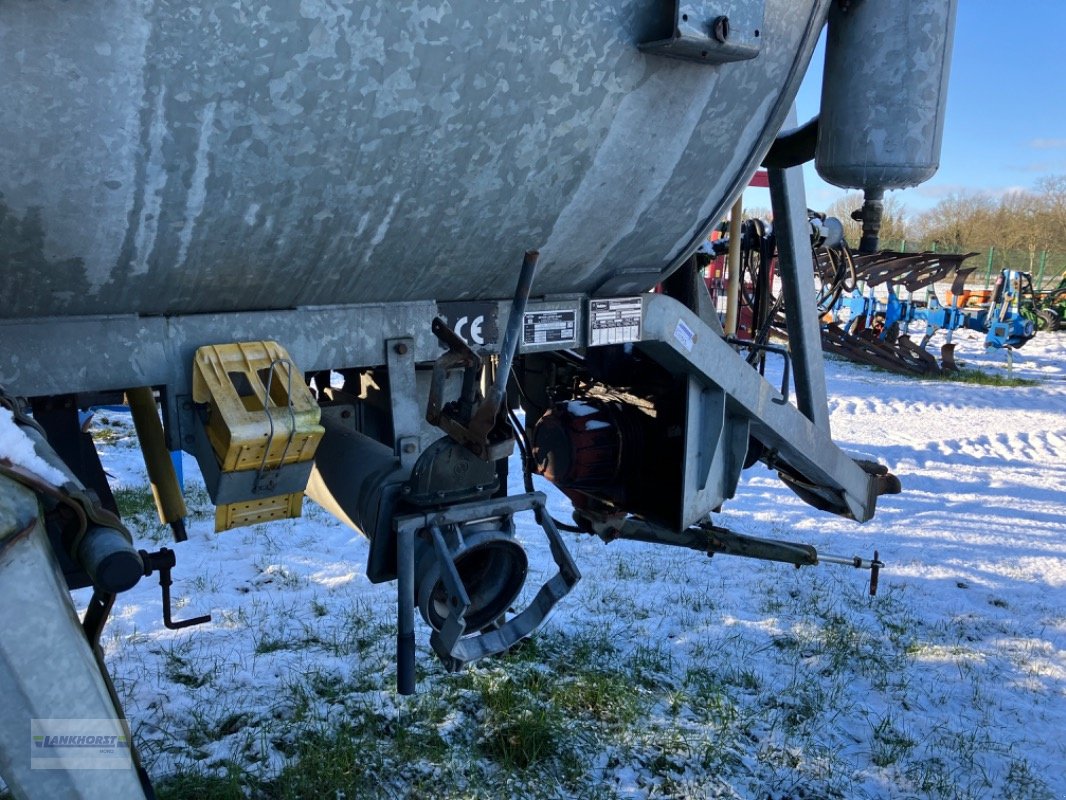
left=507, top=405, right=582, bottom=534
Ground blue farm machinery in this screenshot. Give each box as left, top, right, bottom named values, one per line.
left=821, top=257, right=1038, bottom=375
left=705, top=224, right=1042, bottom=378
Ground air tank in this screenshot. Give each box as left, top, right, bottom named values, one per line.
left=0, top=1, right=831, bottom=320
left=816, top=0, right=959, bottom=192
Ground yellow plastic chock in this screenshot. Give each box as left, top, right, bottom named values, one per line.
left=192, top=341, right=324, bottom=532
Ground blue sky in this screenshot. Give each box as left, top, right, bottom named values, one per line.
left=750, top=1, right=1066, bottom=215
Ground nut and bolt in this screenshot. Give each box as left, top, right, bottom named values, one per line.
left=712, top=15, right=730, bottom=43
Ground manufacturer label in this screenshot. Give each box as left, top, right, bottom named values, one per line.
left=589, top=297, right=643, bottom=346
left=523, top=309, right=577, bottom=346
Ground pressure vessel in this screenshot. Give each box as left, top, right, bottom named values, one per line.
left=1, top=1, right=829, bottom=319
left=816, top=0, right=958, bottom=192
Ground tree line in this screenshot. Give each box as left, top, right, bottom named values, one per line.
left=822, top=174, right=1066, bottom=283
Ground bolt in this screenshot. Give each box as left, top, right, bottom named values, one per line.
left=712, top=15, right=730, bottom=43
left=340, top=409, right=352, bottom=419
left=182, top=400, right=192, bottom=411
left=394, top=342, right=409, bottom=356
left=403, top=442, right=417, bottom=454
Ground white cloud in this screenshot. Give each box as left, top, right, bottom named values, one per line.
left=1011, top=159, right=1066, bottom=173
left=1029, top=138, right=1066, bottom=150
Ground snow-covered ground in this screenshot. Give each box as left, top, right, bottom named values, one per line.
left=74, top=329, right=1066, bottom=798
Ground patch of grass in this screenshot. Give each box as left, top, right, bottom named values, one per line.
left=89, top=417, right=131, bottom=446
left=612, top=557, right=641, bottom=580
left=154, top=763, right=258, bottom=800
left=820, top=612, right=869, bottom=671
left=114, top=484, right=158, bottom=520
left=183, top=485, right=214, bottom=521
left=684, top=669, right=739, bottom=728
left=843, top=355, right=1041, bottom=387
left=628, top=642, right=676, bottom=688
left=268, top=691, right=458, bottom=798
left=564, top=629, right=619, bottom=667
left=475, top=669, right=564, bottom=769
left=160, top=643, right=213, bottom=688
left=1002, top=758, right=1057, bottom=800
left=252, top=634, right=299, bottom=655
left=768, top=677, right=839, bottom=734
left=270, top=722, right=380, bottom=798
left=902, top=755, right=956, bottom=799
left=551, top=670, right=642, bottom=725
left=923, top=367, right=1038, bottom=387
left=112, top=483, right=179, bottom=542
left=870, top=714, right=917, bottom=767
left=304, top=667, right=380, bottom=701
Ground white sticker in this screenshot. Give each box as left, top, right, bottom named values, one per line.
left=589, top=297, right=643, bottom=346
left=673, top=319, right=696, bottom=352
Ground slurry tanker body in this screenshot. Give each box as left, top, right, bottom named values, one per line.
left=0, top=1, right=956, bottom=796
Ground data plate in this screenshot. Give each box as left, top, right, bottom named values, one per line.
left=523, top=309, right=577, bottom=346
left=589, top=297, right=643, bottom=346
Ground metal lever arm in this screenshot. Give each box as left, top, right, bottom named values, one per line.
left=139, top=547, right=212, bottom=630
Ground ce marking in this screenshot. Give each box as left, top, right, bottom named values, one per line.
left=453, top=315, right=486, bottom=346
left=437, top=302, right=499, bottom=348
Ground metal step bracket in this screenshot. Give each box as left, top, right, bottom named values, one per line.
left=639, top=1, right=763, bottom=65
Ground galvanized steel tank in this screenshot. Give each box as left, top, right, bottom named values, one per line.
left=816, top=0, right=958, bottom=192
left=1, top=1, right=829, bottom=319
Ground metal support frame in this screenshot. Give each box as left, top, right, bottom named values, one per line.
left=0, top=297, right=590, bottom=454
left=385, top=337, right=421, bottom=468
left=767, top=124, right=831, bottom=432
left=639, top=292, right=882, bottom=523
left=0, top=301, right=440, bottom=445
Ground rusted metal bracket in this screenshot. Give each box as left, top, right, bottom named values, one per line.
left=425, top=251, right=539, bottom=461
left=425, top=317, right=514, bottom=460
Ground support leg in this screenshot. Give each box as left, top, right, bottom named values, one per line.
left=767, top=116, right=831, bottom=433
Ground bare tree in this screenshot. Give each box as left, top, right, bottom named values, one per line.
left=911, top=191, right=996, bottom=251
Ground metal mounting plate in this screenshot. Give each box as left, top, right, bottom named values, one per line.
left=640, top=2, right=764, bottom=65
